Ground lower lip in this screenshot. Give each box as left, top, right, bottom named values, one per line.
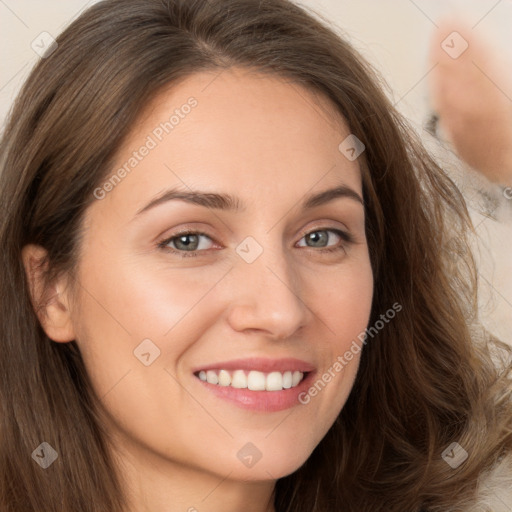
left=194, top=372, right=316, bottom=412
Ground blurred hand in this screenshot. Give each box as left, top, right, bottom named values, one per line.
left=428, top=19, right=512, bottom=187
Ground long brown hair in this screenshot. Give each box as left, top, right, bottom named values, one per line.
left=1, top=1, right=510, bottom=510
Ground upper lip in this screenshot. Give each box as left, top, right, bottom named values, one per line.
left=192, top=357, right=316, bottom=374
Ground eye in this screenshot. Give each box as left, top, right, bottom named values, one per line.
left=296, top=228, right=353, bottom=253
left=158, top=231, right=215, bottom=257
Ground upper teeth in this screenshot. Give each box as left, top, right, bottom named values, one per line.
left=197, top=369, right=305, bottom=391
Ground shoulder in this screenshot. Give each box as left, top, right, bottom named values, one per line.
left=464, top=453, right=512, bottom=512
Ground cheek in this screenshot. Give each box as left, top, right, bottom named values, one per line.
left=320, top=272, right=373, bottom=336
left=298, top=257, right=373, bottom=421
left=70, top=250, right=230, bottom=404
left=69, top=256, right=230, bottom=462
left=74, top=250, right=228, bottom=347
left=312, top=252, right=374, bottom=348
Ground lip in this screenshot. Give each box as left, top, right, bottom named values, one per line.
left=191, top=357, right=316, bottom=374
left=191, top=357, right=317, bottom=413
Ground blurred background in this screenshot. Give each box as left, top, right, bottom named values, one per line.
left=1, top=0, right=511, bottom=345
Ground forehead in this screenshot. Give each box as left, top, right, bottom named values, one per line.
left=93, top=67, right=363, bottom=218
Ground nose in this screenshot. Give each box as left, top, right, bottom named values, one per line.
left=225, top=244, right=312, bottom=340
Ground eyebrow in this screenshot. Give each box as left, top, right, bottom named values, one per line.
left=135, top=184, right=364, bottom=217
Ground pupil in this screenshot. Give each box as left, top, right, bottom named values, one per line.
left=309, top=231, right=326, bottom=247
left=178, top=234, right=197, bottom=249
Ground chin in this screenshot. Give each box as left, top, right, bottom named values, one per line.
left=204, top=441, right=316, bottom=482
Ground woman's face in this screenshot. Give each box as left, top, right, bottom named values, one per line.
left=53, top=68, right=373, bottom=482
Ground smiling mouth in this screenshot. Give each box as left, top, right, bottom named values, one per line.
left=194, top=369, right=308, bottom=391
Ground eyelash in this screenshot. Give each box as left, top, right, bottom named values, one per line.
left=157, top=227, right=355, bottom=258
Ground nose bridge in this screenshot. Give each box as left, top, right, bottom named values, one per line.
left=226, top=234, right=309, bottom=337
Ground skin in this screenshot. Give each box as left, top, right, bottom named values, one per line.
left=22, top=67, right=373, bottom=512
left=428, top=18, right=512, bottom=187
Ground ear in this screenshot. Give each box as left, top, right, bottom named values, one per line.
left=21, top=244, right=76, bottom=343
